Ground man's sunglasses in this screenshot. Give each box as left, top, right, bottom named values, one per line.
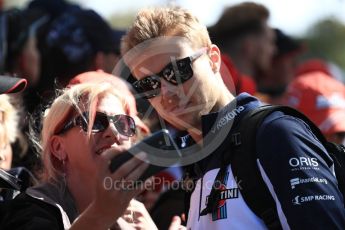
left=57, top=111, right=136, bottom=137
left=132, top=48, right=207, bottom=99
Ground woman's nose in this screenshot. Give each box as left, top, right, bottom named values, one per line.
left=102, top=122, right=129, bottom=144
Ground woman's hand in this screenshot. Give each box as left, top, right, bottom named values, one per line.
left=122, top=199, right=158, bottom=230
left=71, top=148, right=149, bottom=230
left=168, top=216, right=186, bottom=230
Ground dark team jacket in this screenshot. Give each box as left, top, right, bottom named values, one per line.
left=185, top=93, right=345, bottom=229
left=1, top=182, right=78, bottom=230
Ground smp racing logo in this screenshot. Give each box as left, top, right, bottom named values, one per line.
left=292, top=195, right=335, bottom=205
left=205, top=172, right=240, bottom=221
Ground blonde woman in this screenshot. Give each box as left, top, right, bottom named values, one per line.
left=2, top=82, right=155, bottom=229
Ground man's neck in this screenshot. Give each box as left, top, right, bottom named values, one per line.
left=188, top=87, right=235, bottom=143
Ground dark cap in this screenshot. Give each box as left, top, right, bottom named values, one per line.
left=0, top=75, right=27, bottom=94
left=274, top=28, right=303, bottom=57
left=46, top=9, right=123, bottom=64
left=76, top=9, right=124, bottom=54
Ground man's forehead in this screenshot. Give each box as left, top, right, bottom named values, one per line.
left=123, top=36, right=193, bottom=66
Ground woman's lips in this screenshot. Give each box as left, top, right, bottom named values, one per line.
left=95, top=146, right=112, bottom=155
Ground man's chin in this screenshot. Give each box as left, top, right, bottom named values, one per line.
left=165, top=115, right=198, bottom=131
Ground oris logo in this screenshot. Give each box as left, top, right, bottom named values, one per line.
left=289, top=157, right=319, bottom=167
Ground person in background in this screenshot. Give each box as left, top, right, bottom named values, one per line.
left=0, top=94, right=19, bottom=171
left=44, top=8, right=124, bottom=87
left=0, top=8, right=50, bottom=177
left=1, top=8, right=48, bottom=88
left=208, top=1, right=276, bottom=87
left=0, top=75, right=29, bottom=200
left=295, top=58, right=345, bottom=84
left=256, top=28, right=304, bottom=104
left=284, top=71, right=345, bottom=144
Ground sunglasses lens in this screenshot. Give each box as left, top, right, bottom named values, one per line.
left=133, top=76, right=161, bottom=99
left=113, top=115, right=136, bottom=137
left=75, top=115, right=89, bottom=132
left=176, top=59, right=193, bottom=82
left=161, top=58, right=194, bottom=85
left=92, top=113, right=109, bottom=132
left=70, top=112, right=135, bottom=136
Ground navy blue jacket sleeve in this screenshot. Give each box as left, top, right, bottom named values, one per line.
left=1, top=193, right=63, bottom=230
left=256, top=112, right=345, bottom=229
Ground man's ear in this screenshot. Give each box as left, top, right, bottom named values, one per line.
left=208, top=44, right=222, bottom=73
left=49, top=135, right=67, bottom=161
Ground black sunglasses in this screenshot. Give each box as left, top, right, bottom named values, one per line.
left=57, top=111, right=136, bottom=137
left=132, top=48, right=207, bottom=99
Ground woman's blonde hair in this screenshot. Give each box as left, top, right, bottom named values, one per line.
left=0, top=95, right=19, bottom=148
left=36, top=82, right=130, bottom=182
left=121, top=6, right=212, bottom=55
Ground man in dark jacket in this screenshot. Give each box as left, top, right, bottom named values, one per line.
left=120, top=6, right=345, bottom=229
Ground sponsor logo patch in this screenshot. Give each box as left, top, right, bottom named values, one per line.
left=289, top=157, right=320, bottom=171
left=290, top=177, right=327, bottom=189
left=211, top=106, right=244, bottom=133
left=292, top=194, right=335, bottom=205
left=205, top=172, right=240, bottom=221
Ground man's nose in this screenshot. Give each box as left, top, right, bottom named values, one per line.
left=160, top=79, right=179, bottom=99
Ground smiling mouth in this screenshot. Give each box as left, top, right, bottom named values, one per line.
left=96, top=147, right=111, bottom=155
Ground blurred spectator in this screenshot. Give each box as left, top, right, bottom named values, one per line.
left=1, top=8, right=48, bottom=87
left=0, top=8, right=50, bottom=177
left=44, top=8, right=124, bottom=86
left=256, top=28, right=303, bottom=104
left=28, top=0, right=77, bottom=19
left=219, top=54, right=257, bottom=95
left=295, top=58, right=345, bottom=84
left=209, top=2, right=275, bottom=85
left=0, top=75, right=36, bottom=201
left=0, top=76, right=27, bottom=168
left=284, top=71, right=345, bottom=144
left=0, top=94, right=19, bottom=171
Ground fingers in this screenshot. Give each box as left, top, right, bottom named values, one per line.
left=168, top=216, right=182, bottom=230
left=101, top=146, right=130, bottom=161
left=181, top=213, right=186, bottom=223
left=117, top=217, right=136, bottom=230
left=124, top=200, right=146, bottom=219
left=125, top=160, right=148, bottom=182
left=110, top=152, right=148, bottom=180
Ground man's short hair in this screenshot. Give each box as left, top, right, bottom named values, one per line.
left=209, top=2, right=269, bottom=45
left=121, top=6, right=212, bottom=55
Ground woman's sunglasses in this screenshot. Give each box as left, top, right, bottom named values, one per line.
left=57, top=111, right=136, bottom=137
left=132, top=48, right=207, bottom=99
